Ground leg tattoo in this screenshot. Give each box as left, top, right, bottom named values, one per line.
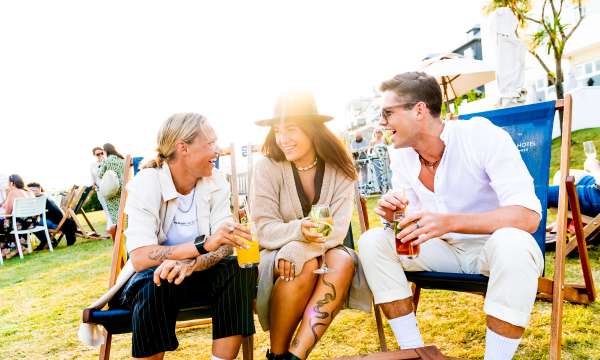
left=309, top=275, right=337, bottom=346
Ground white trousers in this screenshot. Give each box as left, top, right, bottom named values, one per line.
left=96, top=191, right=113, bottom=228
left=358, top=227, right=544, bottom=328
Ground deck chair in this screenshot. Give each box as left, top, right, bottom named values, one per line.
left=82, top=154, right=254, bottom=360
left=359, top=96, right=595, bottom=359
left=51, top=185, right=107, bottom=242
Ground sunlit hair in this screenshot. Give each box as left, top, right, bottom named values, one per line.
left=262, top=120, right=357, bottom=181
left=144, top=113, right=212, bottom=169
left=103, top=143, right=124, bottom=159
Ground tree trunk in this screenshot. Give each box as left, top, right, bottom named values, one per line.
left=555, top=55, right=565, bottom=135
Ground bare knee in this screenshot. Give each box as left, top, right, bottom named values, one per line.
left=325, top=248, right=354, bottom=273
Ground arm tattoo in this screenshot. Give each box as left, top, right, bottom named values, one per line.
left=193, top=245, right=232, bottom=272
left=148, top=246, right=175, bottom=261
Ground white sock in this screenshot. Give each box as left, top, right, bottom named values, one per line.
left=211, top=355, right=226, bottom=360
left=484, top=327, right=521, bottom=360
left=388, top=312, right=424, bottom=349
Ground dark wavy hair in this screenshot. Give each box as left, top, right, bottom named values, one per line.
left=103, top=143, right=124, bottom=159
left=262, top=120, right=357, bottom=181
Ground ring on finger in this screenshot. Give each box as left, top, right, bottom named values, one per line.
left=415, top=221, right=421, bottom=229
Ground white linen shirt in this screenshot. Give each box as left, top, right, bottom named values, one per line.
left=388, top=117, right=541, bottom=241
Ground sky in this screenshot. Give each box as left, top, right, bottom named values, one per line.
left=0, top=0, right=486, bottom=190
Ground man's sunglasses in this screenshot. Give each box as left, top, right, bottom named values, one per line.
left=380, top=102, right=417, bottom=121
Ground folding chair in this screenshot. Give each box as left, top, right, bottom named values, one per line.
left=51, top=185, right=108, bottom=242
left=10, top=195, right=53, bottom=260
left=359, top=95, right=595, bottom=359
left=82, top=153, right=254, bottom=360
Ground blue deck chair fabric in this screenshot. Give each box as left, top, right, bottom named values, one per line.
left=132, top=157, right=144, bottom=175
left=404, top=100, right=556, bottom=292
left=86, top=297, right=213, bottom=334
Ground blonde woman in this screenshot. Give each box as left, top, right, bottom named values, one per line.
left=251, top=92, right=371, bottom=360
left=88, top=113, right=256, bottom=360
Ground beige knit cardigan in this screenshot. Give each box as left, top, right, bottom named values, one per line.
left=250, top=157, right=372, bottom=330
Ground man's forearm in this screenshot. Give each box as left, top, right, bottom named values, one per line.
left=447, top=206, right=540, bottom=235
left=131, top=242, right=199, bottom=271
left=193, top=245, right=232, bottom=272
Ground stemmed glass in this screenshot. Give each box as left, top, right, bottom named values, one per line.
left=310, top=204, right=334, bottom=274
left=583, top=141, right=597, bottom=160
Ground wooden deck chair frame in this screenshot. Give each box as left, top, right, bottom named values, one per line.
left=49, top=185, right=78, bottom=242
left=51, top=185, right=108, bottom=242
left=354, top=95, right=595, bottom=359
left=85, top=153, right=254, bottom=360
left=558, top=187, right=600, bottom=257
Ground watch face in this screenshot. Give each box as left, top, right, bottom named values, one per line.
left=195, top=235, right=205, bottom=245
left=195, top=235, right=207, bottom=254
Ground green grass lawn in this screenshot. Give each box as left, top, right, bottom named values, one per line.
left=1, top=128, right=599, bottom=359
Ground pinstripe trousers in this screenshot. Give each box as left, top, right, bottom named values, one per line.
left=110, top=257, right=257, bottom=358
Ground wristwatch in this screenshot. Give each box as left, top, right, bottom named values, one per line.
left=194, top=235, right=209, bottom=255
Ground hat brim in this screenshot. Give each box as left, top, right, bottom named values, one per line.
left=255, top=114, right=333, bottom=127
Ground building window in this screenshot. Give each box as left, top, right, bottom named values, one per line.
left=574, top=58, right=600, bottom=88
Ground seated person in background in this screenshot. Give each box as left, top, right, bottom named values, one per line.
left=0, top=174, right=34, bottom=257
left=547, top=159, right=600, bottom=217
left=27, top=182, right=78, bottom=250
left=86, top=113, right=256, bottom=360
left=358, top=72, right=543, bottom=360
left=0, top=174, right=33, bottom=215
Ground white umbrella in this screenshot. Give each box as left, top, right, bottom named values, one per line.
left=492, top=7, right=526, bottom=104
left=420, top=53, right=496, bottom=109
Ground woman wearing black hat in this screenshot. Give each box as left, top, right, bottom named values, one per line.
left=251, top=91, right=371, bottom=360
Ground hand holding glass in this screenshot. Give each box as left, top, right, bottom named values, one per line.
left=236, top=222, right=260, bottom=268
left=310, top=204, right=334, bottom=274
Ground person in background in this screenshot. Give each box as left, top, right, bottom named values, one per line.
left=0, top=174, right=33, bottom=215
left=351, top=131, right=369, bottom=186
left=0, top=175, right=34, bottom=258
left=90, top=146, right=113, bottom=230
left=546, top=160, right=600, bottom=237
left=370, top=127, right=388, bottom=147
left=97, top=143, right=125, bottom=238
left=27, top=182, right=78, bottom=250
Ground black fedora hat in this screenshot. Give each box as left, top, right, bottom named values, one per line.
left=255, top=90, right=333, bottom=127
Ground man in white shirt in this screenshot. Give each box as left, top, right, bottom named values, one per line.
left=358, top=72, right=543, bottom=360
